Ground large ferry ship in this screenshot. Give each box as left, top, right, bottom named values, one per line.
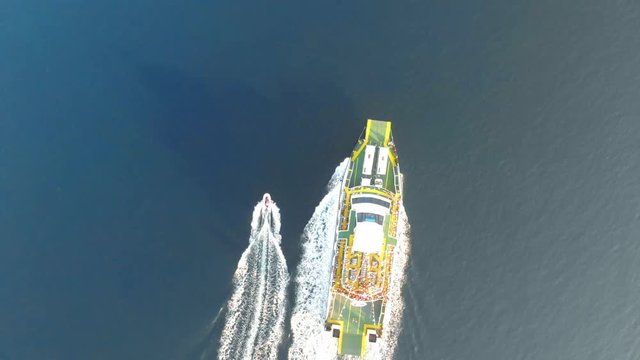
left=325, top=119, right=403, bottom=357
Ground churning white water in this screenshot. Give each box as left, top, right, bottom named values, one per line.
left=217, top=199, right=289, bottom=360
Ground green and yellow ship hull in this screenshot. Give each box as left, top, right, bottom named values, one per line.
left=325, top=119, right=402, bottom=357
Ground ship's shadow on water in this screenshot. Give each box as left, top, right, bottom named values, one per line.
left=133, top=63, right=358, bottom=359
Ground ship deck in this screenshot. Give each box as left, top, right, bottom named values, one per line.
left=325, top=119, right=401, bottom=357
left=347, top=120, right=399, bottom=193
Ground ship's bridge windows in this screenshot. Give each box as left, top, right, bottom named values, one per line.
left=352, top=197, right=391, bottom=209
left=356, top=212, right=384, bottom=225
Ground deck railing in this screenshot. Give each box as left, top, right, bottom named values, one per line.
left=388, top=194, right=401, bottom=237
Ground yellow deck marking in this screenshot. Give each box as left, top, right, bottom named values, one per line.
left=389, top=151, right=397, bottom=166
left=341, top=189, right=352, bottom=230
left=327, top=318, right=345, bottom=353
left=350, top=187, right=393, bottom=199
left=383, top=121, right=391, bottom=146
left=361, top=323, right=383, bottom=355
left=385, top=163, right=390, bottom=190
left=351, top=120, right=372, bottom=160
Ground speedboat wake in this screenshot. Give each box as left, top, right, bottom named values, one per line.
left=217, top=194, right=289, bottom=360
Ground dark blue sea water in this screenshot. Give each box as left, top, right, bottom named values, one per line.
left=2, top=1, right=640, bottom=359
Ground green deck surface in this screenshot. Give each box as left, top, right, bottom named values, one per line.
left=368, top=120, right=387, bottom=146
left=327, top=293, right=385, bottom=356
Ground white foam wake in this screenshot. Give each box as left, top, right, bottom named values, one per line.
left=217, top=200, right=289, bottom=360
left=288, top=159, right=349, bottom=360
left=289, top=159, right=411, bottom=360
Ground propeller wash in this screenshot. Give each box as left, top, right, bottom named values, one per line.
left=218, top=194, right=289, bottom=360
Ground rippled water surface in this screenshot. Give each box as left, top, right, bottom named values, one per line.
left=1, top=1, right=639, bottom=359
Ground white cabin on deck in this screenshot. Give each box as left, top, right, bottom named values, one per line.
left=350, top=194, right=391, bottom=254
left=360, top=145, right=391, bottom=187
left=353, top=222, right=383, bottom=253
